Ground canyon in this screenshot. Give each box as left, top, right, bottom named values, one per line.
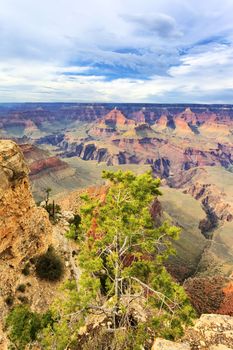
left=0, top=104, right=233, bottom=349
left=1, top=104, right=232, bottom=197
left=1, top=104, right=233, bottom=281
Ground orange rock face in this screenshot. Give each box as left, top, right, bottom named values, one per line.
left=30, top=157, right=68, bottom=177
left=89, top=109, right=136, bottom=137
left=155, top=114, right=168, bottom=129
left=0, top=140, right=52, bottom=329
left=180, top=107, right=197, bottom=124
left=131, top=110, right=146, bottom=123
left=104, top=109, right=135, bottom=126
left=174, top=116, right=193, bottom=133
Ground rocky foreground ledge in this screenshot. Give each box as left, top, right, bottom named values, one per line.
left=152, top=314, right=233, bottom=350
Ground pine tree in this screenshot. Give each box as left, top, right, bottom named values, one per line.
left=41, top=170, right=195, bottom=349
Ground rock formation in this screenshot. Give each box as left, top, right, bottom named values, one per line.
left=154, top=114, right=169, bottom=130
left=0, top=140, right=52, bottom=348
left=174, top=116, right=193, bottom=134
left=29, top=156, right=70, bottom=178
left=18, top=143, right=81, bottom=201
left=100, top=108, right=136, bottom=129
left=32, top=106, right=232, bottom=177
left=7, top=104, right=229, bottom=179
left=152, top=314, right=233, bottom=350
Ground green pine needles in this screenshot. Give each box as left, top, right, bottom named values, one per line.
left=41, top=170, right=195, bottom=349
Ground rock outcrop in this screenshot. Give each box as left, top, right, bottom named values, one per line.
left=152, top=338, right=190, bottom=349
left=0, top=140, right=51, bottom=264
left=185, top=183, right=232, bottom=224
left=41, top=109, right=233, bottom=175
left=152, top=314, right=233, bottom=350
left=169, top=167, right=233, bottom=232
left=0, top=140, right=52, bottom=348
left=184, top=314, right=233, bottom=349
left=101, top=108, right=136, bottom=129
left=20, top=143, right=71, bottom=179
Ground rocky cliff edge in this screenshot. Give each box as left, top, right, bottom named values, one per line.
left=0, top=140, right=52, bottom=348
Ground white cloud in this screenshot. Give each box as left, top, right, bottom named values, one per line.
left=0, top=0, right=233, bottom=102
left=0, top=46, right=233, bottom=104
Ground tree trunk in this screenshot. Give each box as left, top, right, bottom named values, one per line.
left=52, top=200, right=55, bottom=220
left=113, top=231, right=121, bottom=329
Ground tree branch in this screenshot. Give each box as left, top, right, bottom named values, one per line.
left=130, top=277, right=178, bottom=314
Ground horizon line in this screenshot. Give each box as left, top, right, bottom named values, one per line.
left=0, top=102, right=233, bottom=106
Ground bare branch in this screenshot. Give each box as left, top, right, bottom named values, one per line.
left=130, top=277, right=178, bottom=314
left=120, top=239, right=129, bottom=257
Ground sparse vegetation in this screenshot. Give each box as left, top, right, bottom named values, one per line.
left=21, top=262, right=30, bottom=276
left=35, top=246, right=64, bottom=281
left=45, top=202, right=62, bottom=222
left=65, top=223, right=77, bottom=240
left=5, top=295, right=14, bottom=307
left=17, top=284, right=26, bottom=293
left=66, top=214, right=82, bottom=240
left=5, top=305, right=41, bottom=349
left=70, top=213, right=82, bottom=227
left=5, top=306, right=55, bottom=350
left=45, top=187, right=51, bottom=208
left=17, top=295, right=29, bottom=304
left=43, top=188, right=62, bottom=223
left=184, top=276, right=225, bottom=315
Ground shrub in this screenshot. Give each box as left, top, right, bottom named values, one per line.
left=35, top=247, right=64, bottom=281
left=45, top=202, right=61, bottom=223
left=5, top=295, right=14, bottom=307
left=6, top=305, right=41, bottom=349
left=18, top=295, right=29, bottom=304
left=17, top=284, right=26, bottom=293
left=65, top=223, right=77, bottom=240
left=22, top=263, right=30, bottom=276
left=29, top=257, right=36, bottom=264
left=66, top=214, right=82, bottom=240
left=184, top=276, right=225, bottom=315
left=69, top=214, right=81, bottom=228
left=41, top=310, right=56, bottom=328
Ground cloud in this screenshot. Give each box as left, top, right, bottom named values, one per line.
left=0, top=43, right=233, bottom=104
left=0, top=0, right=233, bottom=102
left=121, top=13, right=183, bottom=38
left=169, top=44, right=233, bottom=77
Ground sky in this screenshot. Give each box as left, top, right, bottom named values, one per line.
left=0, top=0, right=233, bottom=103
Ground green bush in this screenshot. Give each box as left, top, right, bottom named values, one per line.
left=35, top=247, right=64, bottom=281
left=69, top=214, right=81, bottom=228
left=41, top=310, right=56, bottom=328
left=18, top=295, right=29, bottom=304
left=17, top=284, right=26, bottom=293
left=22, top=263, right=30, bottom=276
left=6, top=305, right=41, bottom=349
left=5, top=295, right=14, bottom=307
left=65, top=223, right=77, bottom=240
left=45, top=202, right=61, bottom=223
left=66, top=214, right=81, bottom=240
